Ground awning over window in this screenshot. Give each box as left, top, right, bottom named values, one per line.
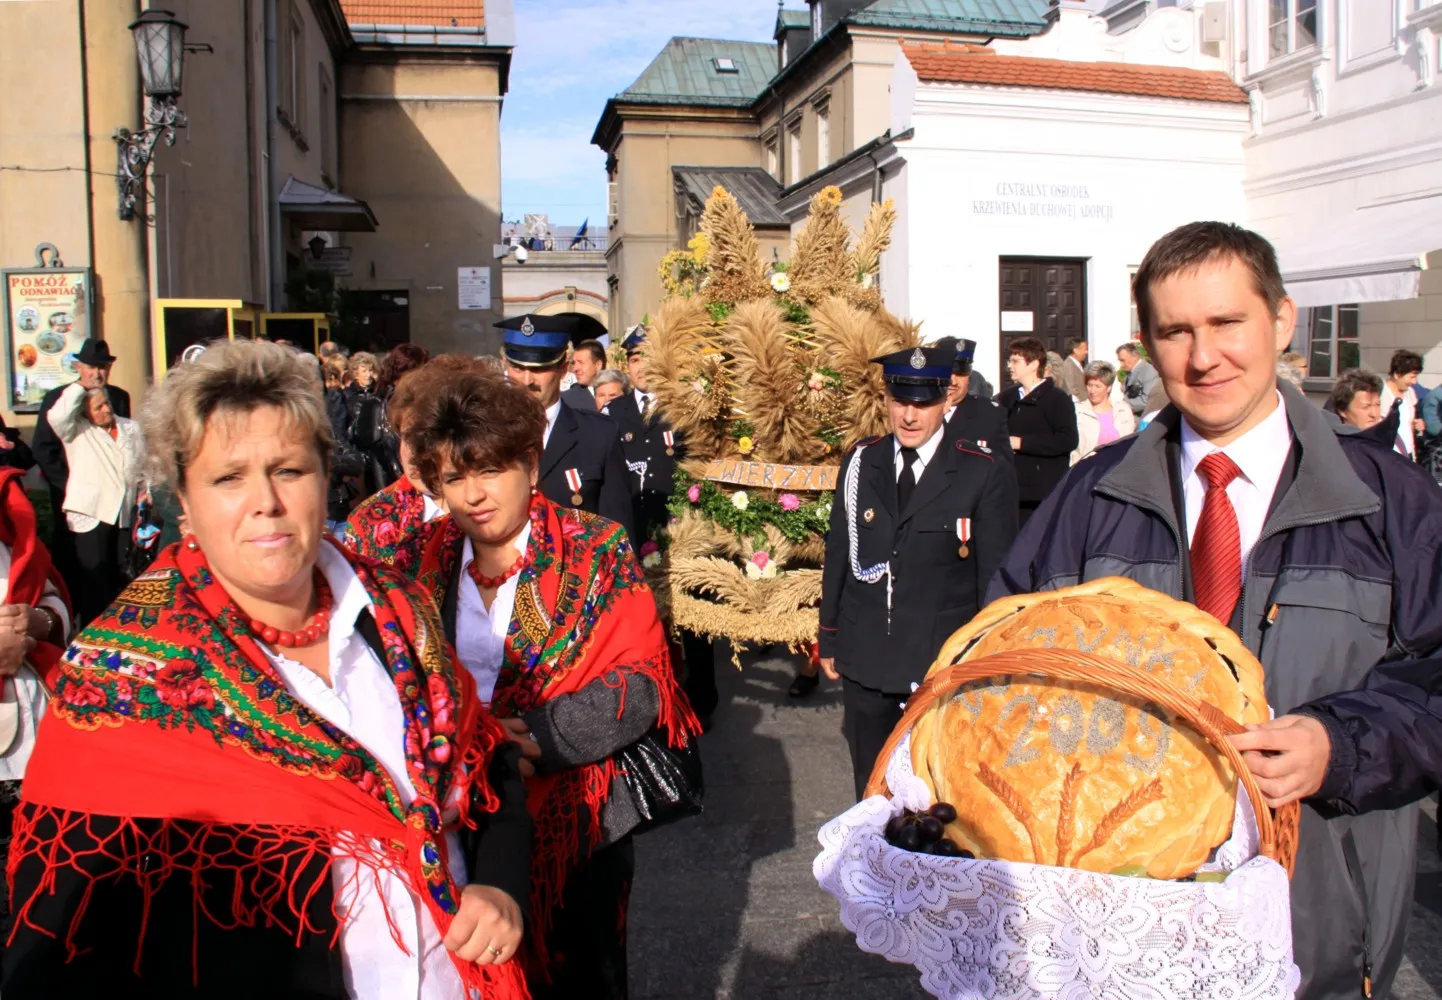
left=1267, top=194, right=1442, bottom=307
left=277, top=175, right=378, bottom=233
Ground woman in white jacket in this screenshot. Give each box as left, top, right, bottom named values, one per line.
left=1071, top=361, right=1137, bottom=465
left=45, top=381, right=145, bottom=623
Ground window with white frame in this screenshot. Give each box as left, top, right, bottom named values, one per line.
left=1269, top=0, right=1318, bottom=59
left=764, top=135, right=778, bottom=179
left=1306, top=304, right=1360, bottom=379
left=816, top=103, right=830, bottom=168
left=787, top=120, right=802, bottom=185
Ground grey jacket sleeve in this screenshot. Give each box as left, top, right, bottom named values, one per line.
left=521, top=669, right=660, bottom=771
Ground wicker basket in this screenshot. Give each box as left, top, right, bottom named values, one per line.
left=816, top=647, right=1305, bottom=999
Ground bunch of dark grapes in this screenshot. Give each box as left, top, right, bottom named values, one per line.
left=883, top=802, right=973, bottom=858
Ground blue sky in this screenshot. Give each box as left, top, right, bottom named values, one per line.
left=500, top=0, right=787, bottom=230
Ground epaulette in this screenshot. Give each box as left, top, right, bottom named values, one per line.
left=955, top=438, right=994, bottom=460
left=856, top=435, right=884, bottom=448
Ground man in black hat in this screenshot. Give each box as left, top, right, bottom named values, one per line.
left=32, top=338, right=131, bottom=572
left=816, top=346, right=1019, bottom=798
left=497, top=315, right=636, bottom=540
left=933, top=336, right=1013, bottom=462
left=604, top=324, right=719, bottom=725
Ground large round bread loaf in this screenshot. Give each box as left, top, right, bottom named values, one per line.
left=909, top=578, right=1269, bottom=879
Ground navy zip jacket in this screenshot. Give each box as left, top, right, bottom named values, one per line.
left=989, top=380, right=1442, bottom=1000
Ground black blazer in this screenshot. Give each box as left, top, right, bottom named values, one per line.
left=997, top=378, right=1078, bottom=505
left=31, top=382, right=131, bottom=495
left=946, top=394, right=1013, bottom=463
left=560, top=383, right=597, bottom=412
left=540, top=402, right=637, bottom=543
left=604, top=391, right=682, bottom=543
left=2, top=614, right=533, bottom=1000
left=818, top=432, right=1019, bottom=693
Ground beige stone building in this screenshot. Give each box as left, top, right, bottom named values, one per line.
left=591, top=1, right=1052, bottom=332
left=0, top=0, right=512, bottom=429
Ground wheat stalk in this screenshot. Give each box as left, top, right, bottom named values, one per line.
left=701, top=186, right=770, bottom=305
left=1068, top=778, right=1166, bottom=868
left=1055, top=762, right=1085, bottom=867
left=853, top=199, right=896, bottom=281
left=976, top=762, right=1046, bottom=864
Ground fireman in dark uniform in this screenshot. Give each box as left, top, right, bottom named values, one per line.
left=498, top=313, right=637, bottom=541
left=935, top=336, right=1013, bottom=461
left=817, top=346, right=1020, bottom=798
left=605, top=324, right=720, bottom=726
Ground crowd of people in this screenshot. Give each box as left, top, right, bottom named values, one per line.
left=0, top=220, right=1435, bottom=999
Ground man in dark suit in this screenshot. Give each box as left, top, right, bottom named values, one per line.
left=604, top=324, right=719, bottom=725
left=498, top=315, right=636, bottom=541
left=560, top=339, right=606, bottom=412
left=934, top=337, right=1013, bottom=462
left=32, top=338, right=131, bottom=568
left=818, top=346, right=1019, bottom=798
left=998, top=336, right=1079, bottom=526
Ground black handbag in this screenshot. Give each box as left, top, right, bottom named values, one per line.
left=614, top=728, right=704, bottom=834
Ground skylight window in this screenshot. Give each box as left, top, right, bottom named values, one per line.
left=713, top=57, right=739, bottom=74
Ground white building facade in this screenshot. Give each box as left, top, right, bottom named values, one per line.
left=844, top=6, right=1251, bottom=390
left=1236, top=0, right=1442, bottom=387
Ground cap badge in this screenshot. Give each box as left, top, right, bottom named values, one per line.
left=909, top=348, right=926, bottom=370
left=521, top=317, right=535, bottom=337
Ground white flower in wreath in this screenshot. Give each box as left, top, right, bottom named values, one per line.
left=816, top=501, right=833, bottom=522
left=770, top=271, right=792, bottom=294
left=806, top=371, right=828, bottom=392
left=641, top=551, right=664, bottom=569
left=731, top=490, right=750, bottom=511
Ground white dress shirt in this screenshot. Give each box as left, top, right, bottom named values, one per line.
left=633, top=388, right=653, bottom=416
left=421, top=492, right=445, bottom=524
left=542, top=400, right=561, bottom=448
left=893, top=425, right=945, bottom=482
left=454, top=522, right=531, bottom=705
left=1380, top=381, right=1417, bottom=459
left=266, top=542, right=468, bottom=1000
left=1179, top=393, right=1292, bottom=575
left=0, top=544, right=71, bottom=782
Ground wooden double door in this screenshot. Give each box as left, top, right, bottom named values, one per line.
left=998, top=257, right=1086, bottom=384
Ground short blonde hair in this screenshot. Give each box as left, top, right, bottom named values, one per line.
left=141, top=339, right=333, bottom=489
left=347, top=351, right=378, bottom=380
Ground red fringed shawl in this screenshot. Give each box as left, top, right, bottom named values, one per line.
left=8, top=537, right=529, bottom=999
left=397, top=497, right=699, bottom=961
left=0, top=467, right=69, bottom=685
left=342, top=474, right=429, bottom=564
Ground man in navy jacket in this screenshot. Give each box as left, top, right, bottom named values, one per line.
left=991, top=222, right=1442, bottom=1000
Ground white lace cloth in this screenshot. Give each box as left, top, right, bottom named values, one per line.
left=814, top=734, right=1300, bottom=1000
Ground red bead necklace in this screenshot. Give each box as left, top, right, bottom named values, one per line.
left=467, top=547, right=534, bottom=591
left=247, top=574, right=334, bottom=648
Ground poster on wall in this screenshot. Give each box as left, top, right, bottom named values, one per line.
left=3, top=267, right=90, bottom=413
left=457, top=266, right=492, bottom=311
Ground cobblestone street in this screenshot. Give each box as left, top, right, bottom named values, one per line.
left=631, top=648, right=1442, bottom=1000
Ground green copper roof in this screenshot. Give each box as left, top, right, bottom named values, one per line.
left=845, top=0, right=1049, bottom=35
left=776, top=9, right=811, bottom=29
left=618, top=38, right=778, bottom=106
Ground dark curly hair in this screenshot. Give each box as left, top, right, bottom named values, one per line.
left=377, top=343, right=431, bottom=398
left=403, top=368, right=545, bottom=494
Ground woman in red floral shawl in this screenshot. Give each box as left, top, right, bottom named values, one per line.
left=5, top=341, right=533, bottom=1000
left=390, top=365, right=700, bottom=1000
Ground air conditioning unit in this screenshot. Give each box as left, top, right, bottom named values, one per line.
left=1202, top=2, right=1228, bottom=44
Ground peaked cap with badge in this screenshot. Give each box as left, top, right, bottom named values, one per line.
left=496, top=313, right=573, bottom=368
left=870, top=347, right=954, bottom=403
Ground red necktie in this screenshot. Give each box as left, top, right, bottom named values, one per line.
left=1190, top=452, right=1244, bottom=625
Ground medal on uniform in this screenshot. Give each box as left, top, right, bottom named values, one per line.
left=863, top=508, right=875, bottom=523
left=623, top=431, right=634, bottom=442
left=663, top=430, right=675, bottom=456
left=956, top=517, right=972, bottom=559
left=565, top=468, right=583, bottom=505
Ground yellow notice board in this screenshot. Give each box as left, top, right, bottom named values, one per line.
left=151, top=299, right=245, bottom=376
